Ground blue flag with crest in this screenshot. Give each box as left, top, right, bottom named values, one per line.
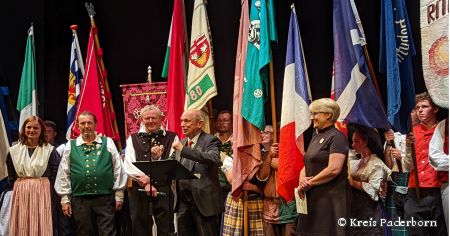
left=379, top=0, right=416, bottom=133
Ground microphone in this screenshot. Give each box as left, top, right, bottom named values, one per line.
left=137, top=188, right=167, bottom=197
left=138, top=131, right=152, bottom=139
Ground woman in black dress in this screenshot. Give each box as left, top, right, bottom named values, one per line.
left=297, top=98, right=351, bottom=236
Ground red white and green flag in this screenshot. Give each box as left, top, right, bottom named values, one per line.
left=17, top=25, right=37, bottom=129
left=165, top=0, right=188, bottom=137
left=185, top=0, right=217, bottom=110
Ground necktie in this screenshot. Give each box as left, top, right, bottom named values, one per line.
left=188, top=141, right=194, bottom=148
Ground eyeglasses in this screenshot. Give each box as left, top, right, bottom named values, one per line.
left=310, top=112, right=327, bottom=117
left=261, top=130, right=273, bottom=134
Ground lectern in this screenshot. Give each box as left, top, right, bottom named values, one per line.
left=134, top=159, right=197, bottom=183
left=133, top=159, right=197, bottom=219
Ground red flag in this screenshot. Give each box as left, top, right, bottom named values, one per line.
left=71, top=27, right=118, bottom=140
left=231, top=0, right=262, bottom=199
left=166, top=0, right=187, bottom=137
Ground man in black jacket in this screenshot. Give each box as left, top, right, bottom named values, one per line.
left=124, top=105, right=178, bottom=236
left=172, top=109, right=222, bottom=236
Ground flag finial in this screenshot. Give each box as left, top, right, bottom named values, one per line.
left=85, top=2, right=96, bottom=17
left=147, top=65, right=152, bottom=83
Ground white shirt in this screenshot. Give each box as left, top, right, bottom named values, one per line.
left=429, top=119, right=449, bottom=171
left=188, top=132, right=201, bottom=148
left=350, top=152, right=391, bottom=201
left=221, top=155, right=233, bottom=173
left=123, top=126, right=178, bottom=180
left=56, top=143, right=66, bottom=156
left=55, top=135, right=128, bottom=204
left=383, top=132, right=409, bottom=172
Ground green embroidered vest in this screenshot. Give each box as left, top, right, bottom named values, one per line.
left=70, top=137, right=114, bottom=196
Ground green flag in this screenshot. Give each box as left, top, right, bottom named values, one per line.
left=241, top=0, right=277, bottom=130
left=17, top=25, right=37, bottom=128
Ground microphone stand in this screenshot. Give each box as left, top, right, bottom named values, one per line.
left=139, top=132, right=157, bottom=216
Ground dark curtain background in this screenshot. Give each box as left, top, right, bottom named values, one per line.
left=0, top=0, right=433, bottom=144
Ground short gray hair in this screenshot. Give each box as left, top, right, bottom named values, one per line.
left=191, top=109, right=205, bottom=122
left=140, top=105, right=164, bottom=118
left=309, top=98, right=340, bottom=123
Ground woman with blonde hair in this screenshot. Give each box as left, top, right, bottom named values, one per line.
left=297, top=98, right=350, bottom=236
left=6, top=116, right=61, bottom=235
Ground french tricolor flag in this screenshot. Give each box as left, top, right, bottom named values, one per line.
left=277, top=5, right=311, bottom=202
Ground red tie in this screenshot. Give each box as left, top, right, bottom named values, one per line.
left=188, top=141, right=194, bottom=148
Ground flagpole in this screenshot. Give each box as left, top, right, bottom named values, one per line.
left=269, top=60, right=277, bottom=142
left=85, top=2, right=122, bottom=150
left=363, top=46, right=383, bottom=104
left=243, top=190, right=249, bottom=236
left=207, top=100, right=214, bottom=134
left=349, top=0, right=383, bottom=104
left=30, top=23, right=39, bottom=116
left=408, top=116, right=421, bottom=199
left=269, top=53, right=279, bottom=201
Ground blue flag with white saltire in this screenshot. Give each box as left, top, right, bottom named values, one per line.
left=66, top=27, right=85, bottom=140
left=333, top=0, right=390, bottom=129
left=379, top=0, right=416, bottom=134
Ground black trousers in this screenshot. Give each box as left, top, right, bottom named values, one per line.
left=177, top=195, right=218, bottom=236
left=404, top=188, right=447, bottom=236
left=52, top=190, right=76, bottom=236
left=72, top=194, right=116, bottom=236
left=128, top=184, right=174, bottom=236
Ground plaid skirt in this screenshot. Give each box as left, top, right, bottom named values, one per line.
left=222, top=193, right=264, bottom=236
left=385, top=172, right=410, bottom=236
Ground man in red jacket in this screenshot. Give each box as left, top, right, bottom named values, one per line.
left=404, top=92, right=447, bottom=235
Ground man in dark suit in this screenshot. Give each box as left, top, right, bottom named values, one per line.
left=171, top=109, right=223, bottom=236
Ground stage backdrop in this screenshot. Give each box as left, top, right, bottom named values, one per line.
left=121, top=82, right=168, bottom=138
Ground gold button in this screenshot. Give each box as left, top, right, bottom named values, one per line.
left=86, top=170, right=90, bottom=173
left=86, top=165, right=90, bottom=168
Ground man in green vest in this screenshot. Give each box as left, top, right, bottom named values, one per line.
left=55, top=111, right=128, bottom=236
